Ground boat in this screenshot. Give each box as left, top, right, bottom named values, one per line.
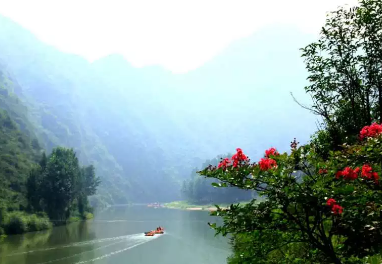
left=145, top=231, right=155, bottom=236
left=144, top=227, right=165, bottom=236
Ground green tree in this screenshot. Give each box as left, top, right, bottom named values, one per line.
left=41, top=147, right=81, bottom=221
left=295, top=0, right=382, bottom=157
left=78, top=165, right=100, bottom=216
left=81, top=165, right=101, bottom=197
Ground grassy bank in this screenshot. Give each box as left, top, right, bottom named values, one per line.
left=0, top=211, right=94, bottom=237
left=67, top=212, right=94, bottom=223
left=0, top=211, right=52, bottom=236
left=163, top=200, right=252, bottom=211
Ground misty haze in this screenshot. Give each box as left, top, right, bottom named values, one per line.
left=1, top=0, right=382, bottom=263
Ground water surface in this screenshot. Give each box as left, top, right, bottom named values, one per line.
left=0, top=205, right=231, bottom=264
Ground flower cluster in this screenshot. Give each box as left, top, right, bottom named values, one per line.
left=361, top=164, right=379, bottom=183
left=335, top=164, right=379, bottom=183
left=326, top=198, right=344, bottom=215
left=217, top=148, right=248, bottom=169
left=336, top=167, right=359, bottom=180
left=360, top=122, right=382, bottom=140
left=232, top=148, right=248, bottom=167
left=259, top=158, right=277, bottom=171
left=319, top=168, right=328, bottom=174
left=217, top=158, right=230, bottom=170
left=258, top=148, right=279, bottom=171
left=265, top=147, right=279, bottom=158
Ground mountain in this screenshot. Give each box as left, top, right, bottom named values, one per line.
left=0, top=14, right=319, bottom=203
left=0, top=65, right=42, bottom=210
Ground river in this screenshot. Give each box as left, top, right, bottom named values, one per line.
left=0, top=205, right=231, bottom=264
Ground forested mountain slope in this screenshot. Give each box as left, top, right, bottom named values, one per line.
left=0, top=66, right=41, bottom=210
left=0, top=14, right=319, bottom=203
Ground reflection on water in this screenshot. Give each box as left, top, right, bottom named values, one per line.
left=0, top=205, right=231, bottom=264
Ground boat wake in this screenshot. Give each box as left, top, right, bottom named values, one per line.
left=6, top=233, right=146, bottom=256
left=74, top=234, right=162, bottom=264
left=35, top=234, right=162, bottom=264
left=36, top=239, right=127, bottom=264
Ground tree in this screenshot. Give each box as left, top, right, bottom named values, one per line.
left=26, top=166, right=42, bottom=212
left=80, top=165, right=101, bottom=197
left=25, top=147, right=101, bottom=222
left=199, top=135, right=382, bottom=263
left=295, top=0, right=382, bottom=156
left=78, top=165, right=101, bottom=216
left=40, top=147, right=81, bottom=221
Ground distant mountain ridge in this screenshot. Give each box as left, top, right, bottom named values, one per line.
left=0, top=14, right=319, bottom=203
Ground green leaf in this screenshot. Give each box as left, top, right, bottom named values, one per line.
left=211, top=182, right=220, bottom=187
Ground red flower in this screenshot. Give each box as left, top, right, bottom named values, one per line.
left=319, top=168, right=328, bottom=174
left=361, top=164, right=373, bottom=179
left=360, top=122, right=382, bottom=140
left=231, top=148, right=248, bottom=167
left=336, top=167, right=359, bottom=180
left=258, top=158, right=277, bottom=171
left=342, top=167, right=359, bottom=180
left=327, top=198, right=336, bottom=207
left=265, top=147, right=279, bottom=158
left=326, top=198, right=344, bottom=215
left=360, top=164, right=379, bottom=183
left=218, top=158, right=231, bottom=170
left=331, top=204, right=344, bottom=215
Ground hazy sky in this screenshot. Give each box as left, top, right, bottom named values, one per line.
left=0, top=0, right=358, bottom=73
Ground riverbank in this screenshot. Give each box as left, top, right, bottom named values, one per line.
left=0, top=211, right=94, bottom=237
left=163, top=201, right=251, bottom=211
left=0, top=211, right=52, bottom=237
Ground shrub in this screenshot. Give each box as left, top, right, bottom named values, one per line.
left=2, top=211, right=52, bottom=235
left=83, top=212, right=94, bottom=220
left=67, top=216, right=81, bottom=223
left=27, top=214, right=52, bottom=232
left=4, top=212, right=28, bottom=234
